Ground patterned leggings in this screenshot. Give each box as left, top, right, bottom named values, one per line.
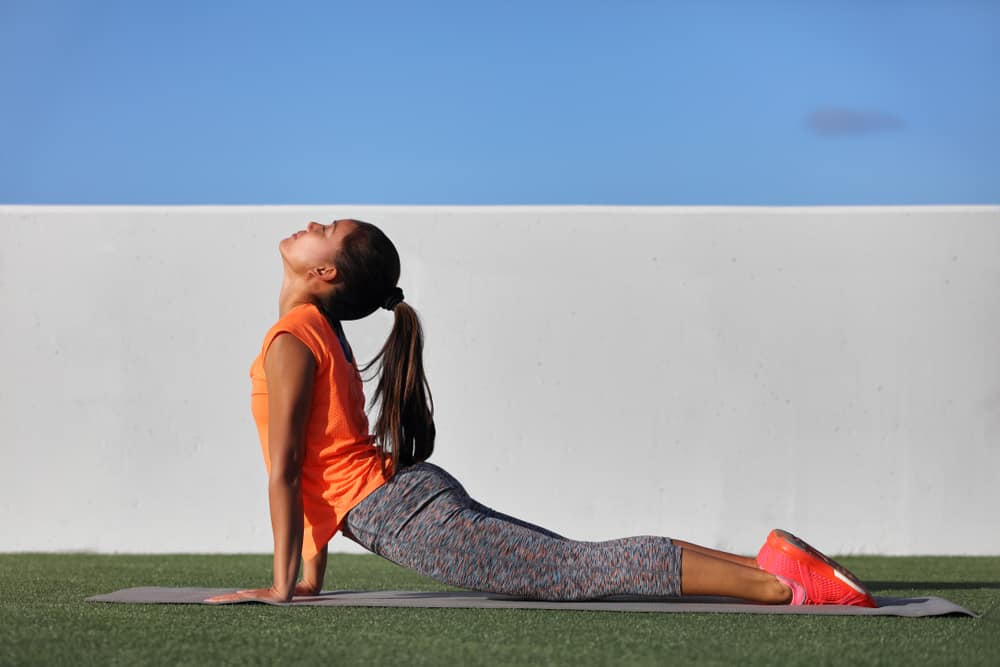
left=342, top=462, right=682, bottom=601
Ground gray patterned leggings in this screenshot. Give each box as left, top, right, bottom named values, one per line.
left=342, top=462, right=682, bottom=601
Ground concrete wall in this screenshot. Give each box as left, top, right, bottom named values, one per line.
left=2, top=205, right=998, bottom=555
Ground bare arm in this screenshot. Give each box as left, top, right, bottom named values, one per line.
left=263, top=333, right=316, bottom=601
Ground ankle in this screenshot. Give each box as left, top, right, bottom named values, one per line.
left=772, top=574, right=806, bottom=604
left=774, top=578, right=793, bottom=604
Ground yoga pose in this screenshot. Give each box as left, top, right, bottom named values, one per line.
left=206, top=219, right=876, bottom=607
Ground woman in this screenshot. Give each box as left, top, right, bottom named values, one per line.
left=206, top=219, right=876, bottom=607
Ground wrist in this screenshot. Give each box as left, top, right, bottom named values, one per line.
left=271, top=584, right=294, bottom=602
left=294, top=579, right=321, bottom=596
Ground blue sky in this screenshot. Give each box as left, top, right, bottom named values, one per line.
left=2, top=1, right=998, bottom=205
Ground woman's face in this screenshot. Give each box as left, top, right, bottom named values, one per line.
left=280, top=219, right=359, bottom=276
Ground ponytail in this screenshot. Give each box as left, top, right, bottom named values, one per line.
left=323, top=219, right=435, bottom=477
left=361, top=302, right=435, bottom=476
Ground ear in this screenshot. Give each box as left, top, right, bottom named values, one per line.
left=309, top=264, right=339, bottom=284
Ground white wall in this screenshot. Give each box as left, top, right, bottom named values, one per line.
left=1, top=205, right=998, bottom=556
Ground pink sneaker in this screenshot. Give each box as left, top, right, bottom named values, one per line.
left=757, top=529, right=877, bottom=607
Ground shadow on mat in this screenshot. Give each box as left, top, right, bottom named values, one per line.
left=868, top=581, right=1000, bottom=590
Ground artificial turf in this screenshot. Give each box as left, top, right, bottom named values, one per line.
left=0, top=553, right=996, bottom=666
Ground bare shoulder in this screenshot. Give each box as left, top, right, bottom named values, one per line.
left=265, top=333, right=316, bottom=381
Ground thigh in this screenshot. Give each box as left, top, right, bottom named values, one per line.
left=374, top=494, right=681, bottom=600
left=372, top=490, right=566, bottom=591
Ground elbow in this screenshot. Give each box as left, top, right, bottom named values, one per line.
left=268, top=462, right=302, bottom=489
left=267, top=438, right=304, bottom=489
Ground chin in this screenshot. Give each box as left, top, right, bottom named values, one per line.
left=277, top=239, right=292, bottom=262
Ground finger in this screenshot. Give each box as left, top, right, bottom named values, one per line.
left=204, top=595, right=234, bottom=604
left=204, top=591, right=247, bottom=604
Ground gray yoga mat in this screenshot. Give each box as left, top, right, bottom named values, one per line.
left=85, top=587, right=977, bottom=617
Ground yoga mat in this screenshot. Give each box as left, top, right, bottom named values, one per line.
left=86, top=588, right=977, bottom=617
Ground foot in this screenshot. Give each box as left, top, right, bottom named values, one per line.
left=757, top=529, right=877, bottom=607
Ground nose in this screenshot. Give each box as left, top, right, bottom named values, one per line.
left=307, top=221, right=322, bottom=232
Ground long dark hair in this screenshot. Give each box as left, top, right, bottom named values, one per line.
left=322, top=220, right=435, bottom=476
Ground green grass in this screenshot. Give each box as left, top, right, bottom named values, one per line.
left=0, top=554, right=996, bottom=666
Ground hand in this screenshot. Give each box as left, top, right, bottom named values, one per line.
left=204, top=587, right=290, bottom=604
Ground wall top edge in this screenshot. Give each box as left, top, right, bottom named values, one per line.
left=2, top=204, right=1000, bottom=213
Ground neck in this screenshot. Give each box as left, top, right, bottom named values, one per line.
left=278, top=275, right=316, bottom=317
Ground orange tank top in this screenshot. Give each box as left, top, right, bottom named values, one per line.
left=250, top=302, right=392, bottom=560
